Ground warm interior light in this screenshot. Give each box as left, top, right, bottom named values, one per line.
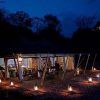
left=99, top=26, right=100, bottom=30
left=10, top=82, right=14, bottom=86
left=34, top=85, right=38, bottom=91
left=18, top=57, right=22, bottom=62
left=0, top=79, right=2, bottom=83
left=68, top=86, right=73, bottom=92
left=21, top=65, right=25, bottom=68
left=88, top=77, right=92, bottom=82
left=49, top=68, right=51, bottom=73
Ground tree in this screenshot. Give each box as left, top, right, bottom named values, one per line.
left=72, top=20, right=100, bottom=53
left=75, top=16, right=95, bottom=29
left=0, top=8, right=6, bottom=21
left=31, top=17, right=45, bottom=33
left=44, top=14, right=62, bottom=33
left=8, top=11, right=32, bottom=28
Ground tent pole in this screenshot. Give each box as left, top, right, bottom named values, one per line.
left=92, top=54, right=97, bottom=70
left=13, top=54, right=18, bottom=76
left=84, top=54, right=90, bottom=74
left=76, top=53, right=81, bottom=69
left=16, top=54, right=23, bottom=81
left=74, top=53, right=81, bottom=76
left=38, top=55, right=41, bottom=78
left=77, top=55, right=85, bottom=68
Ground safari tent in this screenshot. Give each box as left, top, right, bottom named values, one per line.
left=0, top=54, right=75, bottom=81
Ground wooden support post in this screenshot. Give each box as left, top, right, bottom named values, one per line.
left=38, top=56, right=41, bottom=78
left=84, top=54, right=90, bottom=74
left=16, top=54, right=23, bottom=81
left=4, top=57, right=9, bottom=79
left=41, top=57, right=48, bottom=86
left=62, top=56, right=67, bottom=80
left=53, top=56, right=55, bottom=66
left=92, top=54, right=97, bottom=70
left=13, top=54, right=18, bottom=75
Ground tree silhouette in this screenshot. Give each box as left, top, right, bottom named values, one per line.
left=0, top=9, right=71, bottom=54
left=32, top=17, right=45, bottom=33
left=75, top=16, right=95, bottom=29
left=8, top=11, right=32, bottom=28
left=72, top=20, right=100, bottom=53
left=94, top=21, right=100, bottom=30
left=0, top=8, right=6, bottom=21
left=44, top=14, right=62, bottom=33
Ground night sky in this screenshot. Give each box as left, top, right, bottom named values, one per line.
left=0, top=0, right=100, bottom=37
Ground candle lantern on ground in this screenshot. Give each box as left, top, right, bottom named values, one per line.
left=34, top=83, right=38, bottom=91
left=93, top=68, right=96, bottom=71
left=88, top=77, right=92, bottom=83
left=10, top=82, right=14, bottom=86
left=68, top=85, right=73, bottom=92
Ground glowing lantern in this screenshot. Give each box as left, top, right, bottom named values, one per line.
left=49, top=68, right=52, bottom=73
left=68, top=85, right=73, bottom=92
left=0, top=79, right=2, bottom=83
left=93, top=68, right=96, bottom=71
left=34, top=85, right=38, bottom=91
left=99, top=26, right=100, bottom=30
left=76, top=68, right=80, bottom=75
left=96, top=74, right=100, bottom=78
left=10, top=82, right=14, bottom=86
left=88, top=77, right=92, bottom=83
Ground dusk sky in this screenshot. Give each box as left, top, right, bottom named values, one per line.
left=0, top=0, right=100, bottom=37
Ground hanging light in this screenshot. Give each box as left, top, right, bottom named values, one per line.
left=88, top=77, right=92, bottom=83
left=68, top=85, right=73, bottom=92
left=0, top=79, right=2, bottom=83
left=10, top=82, right=14, bottom=86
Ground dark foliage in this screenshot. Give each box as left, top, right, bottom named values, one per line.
left=0, top=9, right=70, bottom=56
left=71, top=22, right=100, bottom=53
left=0, top=8, right=100, bottom=57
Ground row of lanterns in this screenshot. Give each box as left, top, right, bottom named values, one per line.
left=0, top=79, right=39, bottom=91
left=0, top=81, right=72, bottom=92
left=76, top=67, right=98, bottom=75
